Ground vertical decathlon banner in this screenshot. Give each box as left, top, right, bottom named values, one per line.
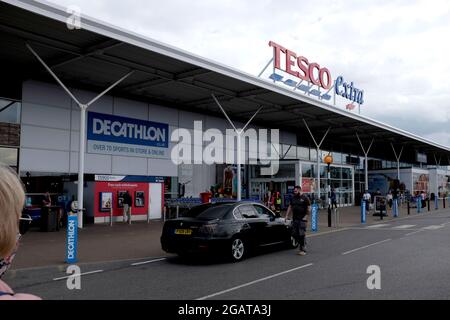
left=87, top=112, right=169, bottom=159
left=311, top=204, right=318, bottom=232
left=66, top=215, right=78, bottom=264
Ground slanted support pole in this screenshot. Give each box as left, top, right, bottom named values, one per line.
left=212, top=94, right=263, bottom=201
left=356, top=133, right=374, bottom=192
left=391, top=143, right=404, bottom=181
left=27, top=43, right=133, bottom=228
left=303, top=119, right=331, bottom=203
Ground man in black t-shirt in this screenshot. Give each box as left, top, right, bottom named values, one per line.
left=286, top=185, right=311, bottom=255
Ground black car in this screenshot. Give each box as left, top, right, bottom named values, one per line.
left=161, top=202, right=298, bottom=262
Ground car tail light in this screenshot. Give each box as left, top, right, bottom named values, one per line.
left=198, top=224, right=218, bottom=235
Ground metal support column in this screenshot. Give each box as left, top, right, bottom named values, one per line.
left=391, top=143, right=404, bottom=181
left=356, top=133, right=374, bottom=193
left=212, top=94, right=263, bottom=201
left=303, top=119, right=330, bottom=204
left=27, top=44, right=133, bottom=228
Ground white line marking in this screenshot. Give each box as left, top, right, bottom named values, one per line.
left=53, top=269, right=103, bottom=281
left=422, top=225, right=444, bottom=230
left=366, top=224, right=390, bottom=229
left=392, top=225, right=416, bottom=229
left=404, top=230, right=424, bottom=236
left=342, top=239, right=392, bottom=255
left=131, top=258, right=167, bottom=266
left=196, top=263, right=313, bottom=300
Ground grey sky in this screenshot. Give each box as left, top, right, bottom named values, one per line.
left=52, top=0, right=450, bottom=147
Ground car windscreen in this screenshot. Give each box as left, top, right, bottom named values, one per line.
left=195, top=204, right=233, bottom=220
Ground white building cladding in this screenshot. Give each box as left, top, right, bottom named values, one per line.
left=20, top=80, right=295, bottom=197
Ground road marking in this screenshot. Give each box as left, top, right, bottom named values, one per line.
left=422, top=225, right=444, bottom=230
left=131, top=258, right=167, bottom=266
left=404, top=230, right=424, bottom=236
left=196, top=263, right=313, bottom=300
left=392, top=225, right=416, bottom=229
left=366, top=224, right=390, bottom=229
left=342, top=239, right=392, bottom=255
left=53, top=269, right=103, bottom=281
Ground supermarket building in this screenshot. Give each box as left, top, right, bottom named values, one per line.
left=0, top=0, right=449, bottom=225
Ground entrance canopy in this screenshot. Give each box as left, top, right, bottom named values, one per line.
left=1, top=0, right=450, bottom=165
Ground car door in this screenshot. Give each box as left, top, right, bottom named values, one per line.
left=253, top=204, right=287, bottom=245
left=234, top=204, right=267, bottom=247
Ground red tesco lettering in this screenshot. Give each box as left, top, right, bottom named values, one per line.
left=269, top=41, right=332, bottom=90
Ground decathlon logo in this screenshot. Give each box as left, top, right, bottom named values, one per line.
left=87, top=112, right=169, bottom=148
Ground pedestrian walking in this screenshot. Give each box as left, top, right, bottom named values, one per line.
left=285, top=186, right=311, bottom=256
left=122, top=191, right=132, bottom=224
left=330, top=188, right=338, bottom=209
left=274, top=192, right=282, bottom=216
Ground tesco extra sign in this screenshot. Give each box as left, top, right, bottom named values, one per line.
left=268, top=41, right=364, bottom=105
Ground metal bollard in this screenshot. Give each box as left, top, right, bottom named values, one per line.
left=407, top=200, right=410, bottom=215
left=361, top=199, right=366, bottom=224
left=444, top=197, right=446, bottom=209
left=393, top=199, right=398, bottom=218
left=110, top=207, right=113, bottom=226
left=427, top=199, right=430, bottom=212
left=328, top=206, right=332, bottom=227
left=176, top=205, right=179, bottom=219
left=435, top=197, right=439, bottom=210
left=417, top=198, right=421, bottom=213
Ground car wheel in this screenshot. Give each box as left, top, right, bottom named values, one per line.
left=230, top=237, right=246, bottom=262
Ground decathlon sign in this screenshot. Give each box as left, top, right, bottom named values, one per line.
left=87, top=112, right=169, bottom=159
left=268, top=41, right=364, bottom=105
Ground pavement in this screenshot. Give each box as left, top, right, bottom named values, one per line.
left=4, top=205, right=450, bottom=300
left=11, top=202, right=444, bottom=270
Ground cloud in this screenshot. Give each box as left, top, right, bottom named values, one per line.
left=51, top=0, right=450, bottom=147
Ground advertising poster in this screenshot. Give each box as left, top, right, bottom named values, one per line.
left=99, top=192, right=113, bottom=212
left=117, top=191, right=127, bottom=208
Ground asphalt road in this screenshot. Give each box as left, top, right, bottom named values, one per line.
left=5, top=210, right=450, bottom=300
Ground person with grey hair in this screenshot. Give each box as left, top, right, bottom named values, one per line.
left=0, top=164, right=40, bottom=300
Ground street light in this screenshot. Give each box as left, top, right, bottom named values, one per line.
left=324, top=153, right=333, bottom=227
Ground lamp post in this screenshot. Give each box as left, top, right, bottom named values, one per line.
left=324, top=154, right=333, bottom=227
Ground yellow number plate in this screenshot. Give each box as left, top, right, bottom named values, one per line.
left=175, top=229, right=192, bottom=235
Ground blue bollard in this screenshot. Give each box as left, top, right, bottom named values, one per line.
left=311, top=204, right=318, bottom=232
left=417, top=197, right=421, bottom=213
left=361, top=199, right=366, bottom=223
left=393, top=199, right=398, bottom=217
left=435, top=196, right=439, bottom=210
left=66, top=214, right=78, bottom=264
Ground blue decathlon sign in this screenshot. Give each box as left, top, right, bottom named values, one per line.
left=311, top=204, right=318, bottom=232
left=87, top=112, right=169, bottom=148
left=66, top=215, right=78, bottom=264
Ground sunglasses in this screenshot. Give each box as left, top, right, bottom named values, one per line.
left=19, top=214, right=33, bottom=235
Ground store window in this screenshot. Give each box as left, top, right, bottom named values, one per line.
left=302, top=164, right=315, bottom=178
